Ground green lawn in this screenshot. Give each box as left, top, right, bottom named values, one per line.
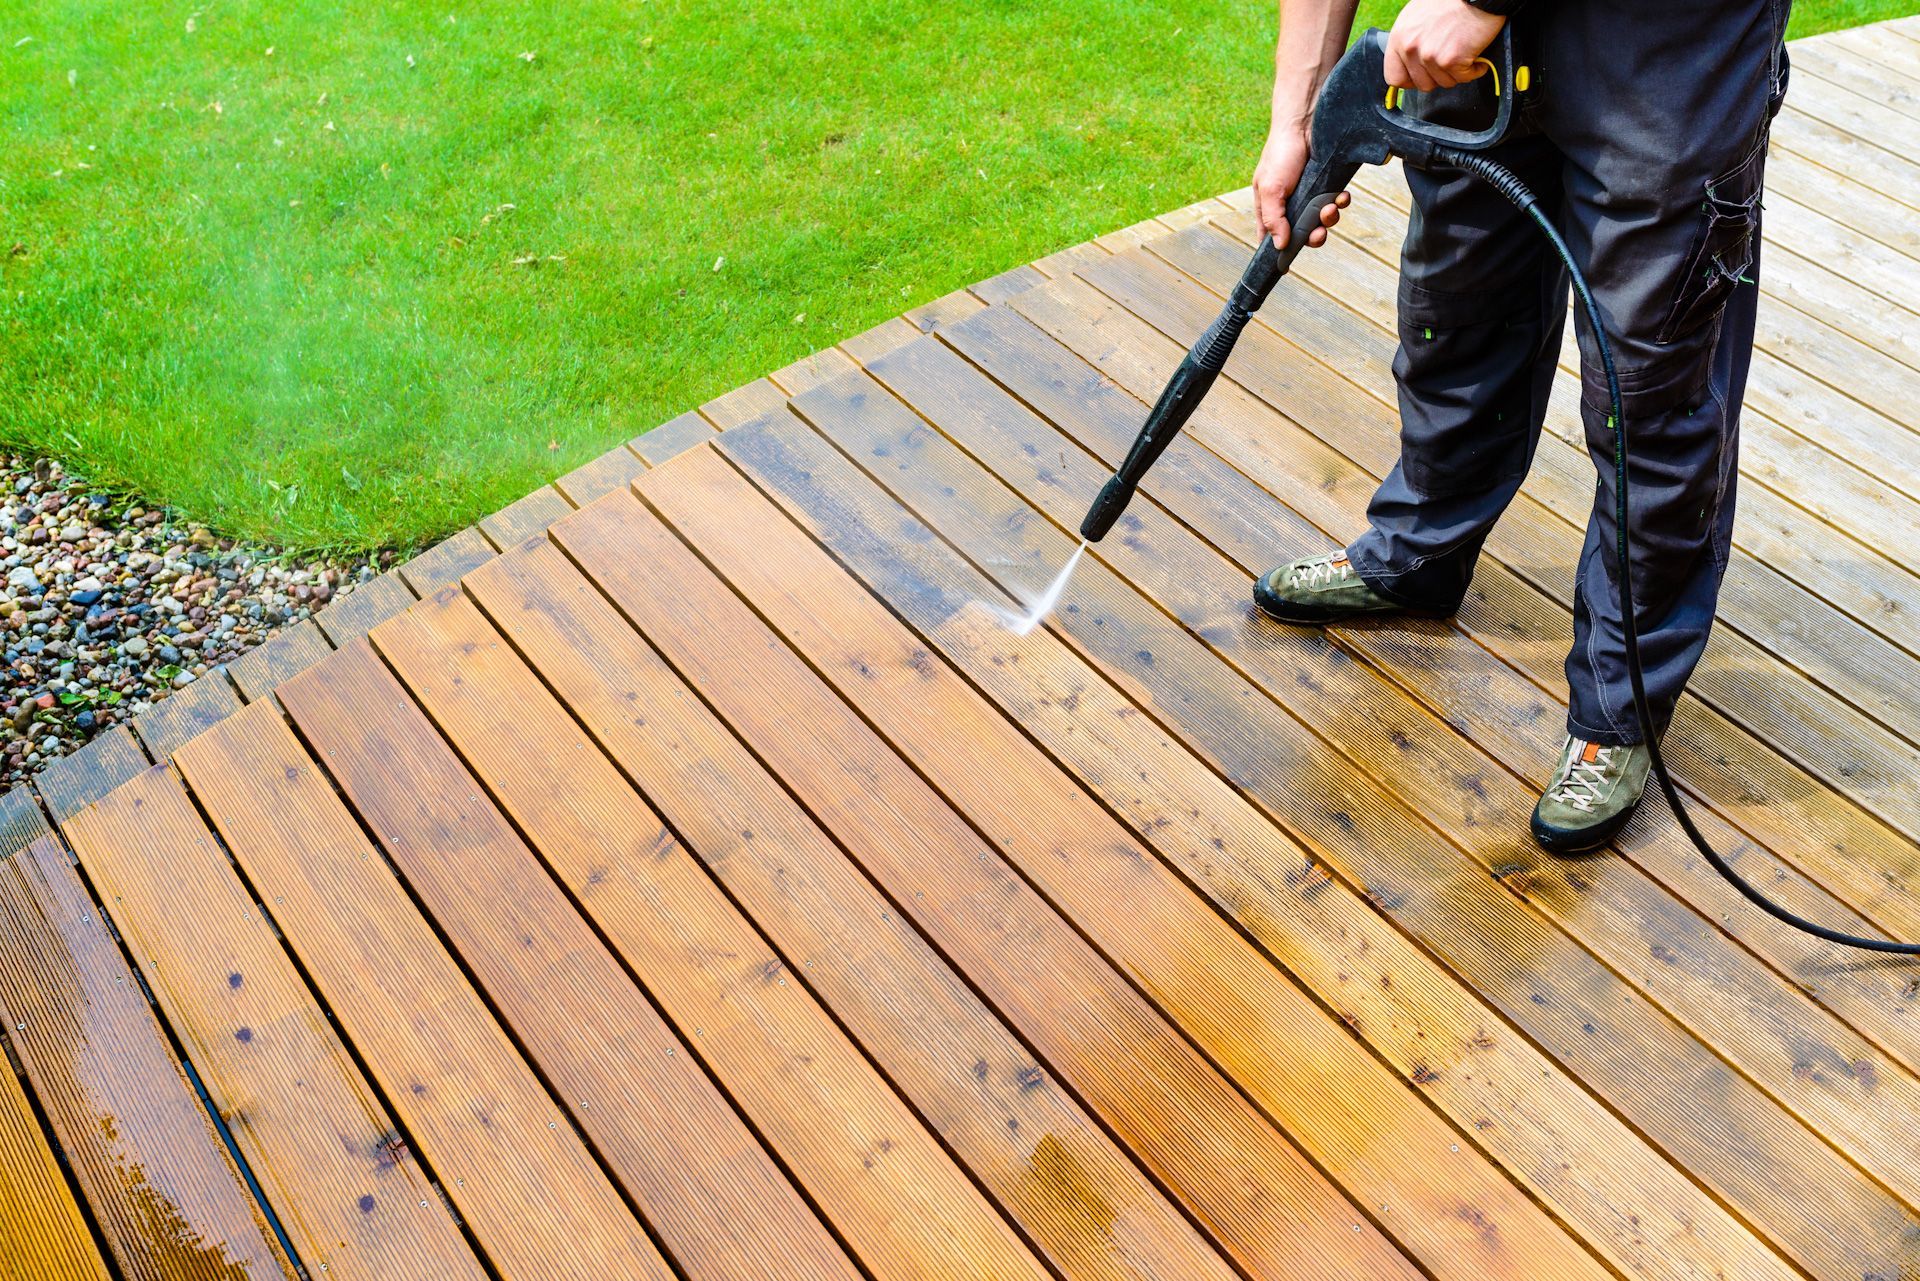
left=2, top=1, right=1910, bottom=552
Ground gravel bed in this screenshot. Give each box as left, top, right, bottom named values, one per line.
left=1, top=456, right=390, bottom=791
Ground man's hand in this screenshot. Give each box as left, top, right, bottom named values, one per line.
left=1254, top=121, right=1350, bottom=251
left=1384, top=0, right=1505, bottom=91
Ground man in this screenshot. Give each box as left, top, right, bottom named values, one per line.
left=1249, top=0, right=1789, bottom=851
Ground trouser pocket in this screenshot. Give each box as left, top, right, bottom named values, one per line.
left=1656, top=136, right=1767, bottom=344
left=1393, top=310, right=1543, bottom=499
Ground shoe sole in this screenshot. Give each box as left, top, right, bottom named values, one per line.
left=1531, top=799, right=1641, bottom=855
left=1251, top=576, right=1444, bottom=627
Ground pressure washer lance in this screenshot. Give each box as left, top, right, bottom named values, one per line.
left=1080, top=28, right=1920, bottom=955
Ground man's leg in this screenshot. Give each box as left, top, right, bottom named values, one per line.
left=1343, top=131, right=1568, bottom=615
left=1539, top=2, right=1789, bottom=747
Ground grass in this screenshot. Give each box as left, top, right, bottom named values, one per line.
left=1, top=1, right=1910, bottom=552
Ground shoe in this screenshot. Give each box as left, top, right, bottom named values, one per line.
left=1531, top=736, right=1653, bottom=853
left=1252, top=550, right=1402, bottom=625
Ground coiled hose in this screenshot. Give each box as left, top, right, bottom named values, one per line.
left=1434, top=145, right=1920, bottom=954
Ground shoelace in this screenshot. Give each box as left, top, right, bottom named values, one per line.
left=1548, top=741, right=1614, bottom=812
left=1289, top=556, right=1355, bottom=589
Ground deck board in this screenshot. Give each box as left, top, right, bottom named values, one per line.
left=14, top=19, right=1920, bottom=1278
left=291, top=633, right=863, bottom=1281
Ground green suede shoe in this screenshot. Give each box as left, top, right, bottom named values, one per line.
left=1531, top=736, right=1653, bottom=853
left=1252, top=551, right=1401, bottom=625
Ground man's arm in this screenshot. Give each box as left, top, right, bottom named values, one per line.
left=1253, top=0, right=1361, bottom=249
left=1254, top=0, right=1508, bottom=248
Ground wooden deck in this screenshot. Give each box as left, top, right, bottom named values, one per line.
left=7, top=16, right=1920, bottom=1279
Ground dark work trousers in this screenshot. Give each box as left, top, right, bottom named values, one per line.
left=1345, top=2, right=1793, bottom=746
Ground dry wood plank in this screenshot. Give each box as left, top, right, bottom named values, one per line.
left=641, top=446, right=1613, bottom=1281
left=701, top=379, right=788, bottom=431
left=1793, top=39, right=1920, bottom=125
left=36, top=726, right=149, bottom=823
left=1776, top=67, right=1920, bottom=169
left=552, top=486, right=1426, bottom=1281
left=969, top=265, right=1046, bottom=307
left=995, top=273, right=1920, bottom=1084
left=769, top=346, right=859, bottom=397
left=1093, top=219, right=1165, bottom=255
left=132, top=675, right=241, bottom=761
left=462, top=539, right=1246, bottom=1281
left=0, top=998, right=110, bottom=1281
left=375, top=590, right=1077, bottom=1281
left=719, top=405, right=1795, bottom=1281
left=173, top=700, right=673, bottom=1281
left=281, top=636, right=862, bottom=1281
left=837, top=317, right=922, bottom=368
left=928, top=301, right=1920, bottom=1279
left=1770, top=108, right=1920, bottom=215
left=477, top=487, right=571, bottom=552
left=1831, top=22, right=1920, bottom=89
left=0, top=792, right=290, bottom=1280
left=63, top=767, right=485, bottom=1281
left=226, top=621, right=334, bottom=703
left=554, top=444, right=645, bottom=507
left=631, top=410, right=720, bottom=467
left=314, top=571, right=415, bottom=647
left=903, top=288, right=986, bottom=336
left=1029, top=242, right=1109, bottom=281
left=1765, top=146, right=1920, bottom=261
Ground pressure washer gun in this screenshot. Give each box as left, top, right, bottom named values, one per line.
left=1078, top=26, right=1523, bottom=542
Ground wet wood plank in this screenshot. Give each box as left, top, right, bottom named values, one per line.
left=463, top=538, right=1246, bottom=1281
left=715, top=407, right=1798, bottom=1281
left=0, top=793, right=291, bottom=1280
left=63, top=766, right=485, bottom=1281
left=0, top=1014, right=111, bottom=1281
left=286, top=634, right=864, bottom=1281
left=638, top=446, right=1610, bottom=1281
left=375, top=588, right=1061, bottom=1281
left=968, top=264, right=1046, bottom=306
left=36, top=726, right=150, bottom=823
left=913, top=306, right=1920, bottom=1280
left=557, top=485, right=1428, bottom=1281
left=173, top=701, right=673, bottom=1281
left=902, top=288, right=986, bottom=336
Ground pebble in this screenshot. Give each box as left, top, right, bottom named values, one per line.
left=0, top=455, right=386, bottom=792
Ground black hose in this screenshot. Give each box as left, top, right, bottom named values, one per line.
left=1433, top=145, right=1920, bottom=955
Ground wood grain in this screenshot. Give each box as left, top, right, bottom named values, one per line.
left=0, top=1023, right=111, bottom=1281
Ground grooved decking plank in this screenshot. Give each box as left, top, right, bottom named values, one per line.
left=477, top=487, right=572, bottom=553
left=723, top=402, right=1793, bottom=1281
left=0, top=999, right=110, bottom=1281
left=225, top=620, right=334, bottom=703
left=837, top=318, right=921, bottom=367
left=902, top=288, right=985, bottom=336
left=35, top=726, right=150, bottom=823
left=0, top=794, right=290, bottom=1281
left=62, top=767, right=485, bottom=1281
left=132, top=675, right=241, bottom=761
left=937, top=291, right=1920, bottom=1278
left=700, top=379, right=787, bottom=431
left=631, top=412, right=720, bottom=467
left=995, top=273, right=1920, bottom=1097
left=554, top=445, right=646, bottom=508
left=769, top=347, right=858, bottom=397
left=968, top=264, right=1046, bottom=306
left=1120, top=224, right=1920, bottom=924
left=463, top=538, right=1248, bottom=1281
left=1765, top=143, right=1920, bottom=261
left=314, top=571, right=416, bottom=647
left=376, top=590, right=1069, bottom=1281
left=1832, top=22, right=1920, bottom=93
left=1794, top=40, right=1920, bottom=131
left=555, top=485, right=1427, bottom=1281
left=172, top=700, right=672, bottom=1281
left=283, top=634, right=861, bottom=1281
left=397, top=530, right=497, bottom=598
